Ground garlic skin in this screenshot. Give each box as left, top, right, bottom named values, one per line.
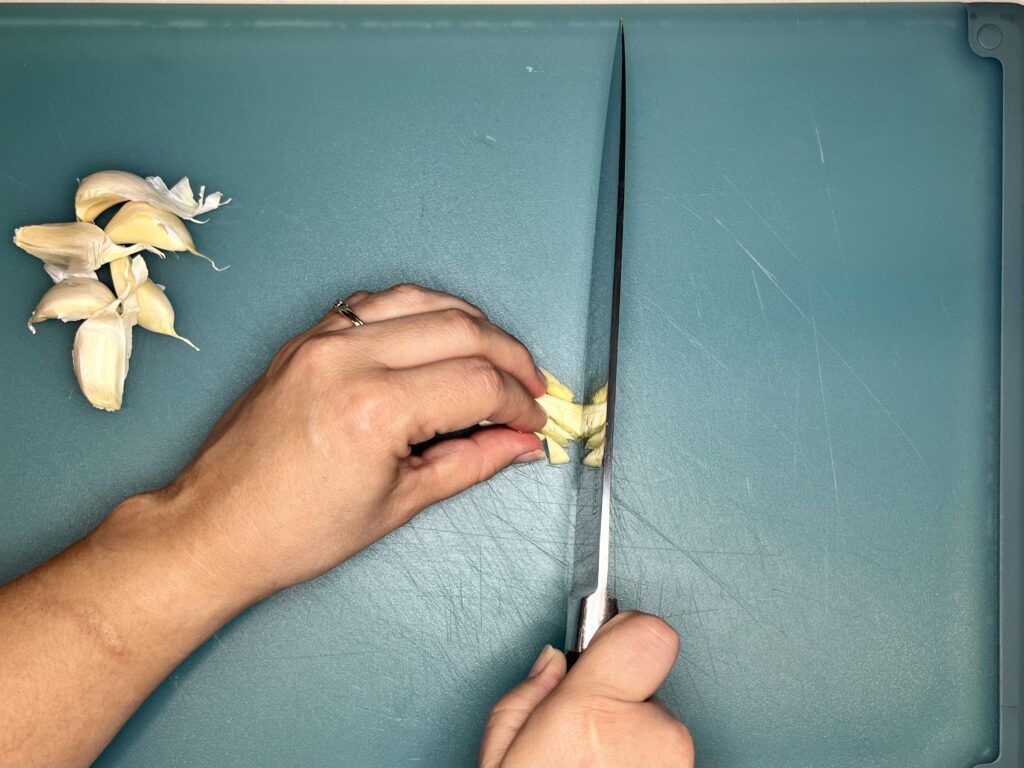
left=71, top=256, right=149, bottom=411
left=110, top=257, right=199, bottom=350
left=43, top=264, right=98, bottom=284
left=75, top=171, right=229, bottom=224
left=28, top=278, right=116, bottom=333
left=106, top=202, right=224, bottom=270
left=13, top=223, right=151, bottom=273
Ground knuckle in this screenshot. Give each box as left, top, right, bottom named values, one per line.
left=291, top=335, right=339, bottom=375
left=440, top=307, right=483, bottom=342
left=466, top=357, right=505, bottom=397
left=339, top=383, right=391, bottom=437
left=388, top=282, right=427, bottom=303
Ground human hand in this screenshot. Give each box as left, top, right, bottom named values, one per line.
left=480, top=612, right=694, bottom=768
left=110, top=283, right=548, bottom=600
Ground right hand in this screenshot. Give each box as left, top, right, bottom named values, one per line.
left=480, top=612, right=694, bottom=768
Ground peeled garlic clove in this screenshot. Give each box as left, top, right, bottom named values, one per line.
left=537, top=393, right=583, bottom=438
left=582, top=442, right=604, bottom=468
left=44, top=264, right=98, bottom=284
left=585, top=425, right=606, bottom=451
left=545, top=438, right=571, bottom=465
left=13, top=222, right=150, bottom=273
left=105, top=201, right=225, bottom=270
left=28, top=278, right=116, bottom=333
left=109, top=256, right=198, bottom=350
left=75, top=170, right=229, bottom=224
left=73, top=302, right=131, bottom=412
left=540, top=368, right=574, bottom=402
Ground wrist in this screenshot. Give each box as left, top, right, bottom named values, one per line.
left=94, top=489, right=267, bottom=621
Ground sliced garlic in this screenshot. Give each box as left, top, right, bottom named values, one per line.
left=106, top=201, right=225, bottom=271
left=540, top=368, right=574, bottom=402
left=28, top=278, right=116, bottom=333
left=537, top=393, right=583, bottom=438
left=13, top=223, right=152, bottom=273
left=590, top=383, right=608, bottom=404
left=71, top=256, right=149, bottom=411
left=585, top=425, right=606, bottom=451
left=582, top=442, right=604, bottom=468
left=109, top=257, right=199, bottom=350
left=540, top=418, right=574, bottom=448
left=75, top=170, right=229, bottom=224
left=582, top=401, right=607, bottom=438
left=545, top=438, right=571, bottom=465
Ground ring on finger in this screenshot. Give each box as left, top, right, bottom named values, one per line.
left=332, top=299, right=365, bottom=327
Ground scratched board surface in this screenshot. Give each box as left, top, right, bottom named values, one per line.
left=0, top=5, right=1002, bottom=767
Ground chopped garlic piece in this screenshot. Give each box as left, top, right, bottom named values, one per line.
left=13, top=223, right=152, bottom=273
left=585, top=425, right=605, bottom=451
left=544, top=437, right=571, bottom=465
left=537, top=393, right=583, bottom=437
left=582, top=442, right=604, bottom=468
left=106, top=201, right=225, bottom=271
left=582, top=401, right=607, bottom=438
left=590, top=383, right=608, bottom=404
left=540, top=368, right=574, bottom=402
left=540, top=418, right=575, bottom=448
left=75, top=170, right=229, bottom=224
left=110, top=257, right=198, bottom=350
left=28, top=278, right=116, bottom=333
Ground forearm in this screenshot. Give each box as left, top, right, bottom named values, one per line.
left=0, top=492, right=255, bottom=767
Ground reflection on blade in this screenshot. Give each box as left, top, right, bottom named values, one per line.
left=566, top=21, right=626, bottom=654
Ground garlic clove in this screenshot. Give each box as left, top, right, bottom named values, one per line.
left=75, top=170, right=229, bottom=224
left=109, top=256, right=198, bottom=350
left=28, top=278, right=116, bottom=333
left=105, top=202, right=225, bottom=271
left=13, top=222, right=150, bottom=273
left=72, top=302, right=131, bottom=412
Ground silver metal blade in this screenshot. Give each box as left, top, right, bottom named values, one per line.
left=566, top=21, right=625, bottom=655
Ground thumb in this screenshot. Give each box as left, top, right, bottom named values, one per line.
left=399, top=427, right=544, bottom=515
left=479, top=645, right=567, bottom=768
left=561, top=612, right=679, bottom=703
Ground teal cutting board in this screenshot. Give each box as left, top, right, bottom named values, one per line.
left=0, top=5, right=1006, bottom=767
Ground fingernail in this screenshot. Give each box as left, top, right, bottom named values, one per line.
left=514, top=448, right=546, bottom=464
left=529, top=645, right=555, bottom=678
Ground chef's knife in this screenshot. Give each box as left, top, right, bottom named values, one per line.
left=565, top=21, right=626, bottom=664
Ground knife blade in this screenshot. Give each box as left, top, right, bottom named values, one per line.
left=565, top=21, right=626, bottom=660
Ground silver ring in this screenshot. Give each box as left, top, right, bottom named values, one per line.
left=332, top=300, right=365, bottom=327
